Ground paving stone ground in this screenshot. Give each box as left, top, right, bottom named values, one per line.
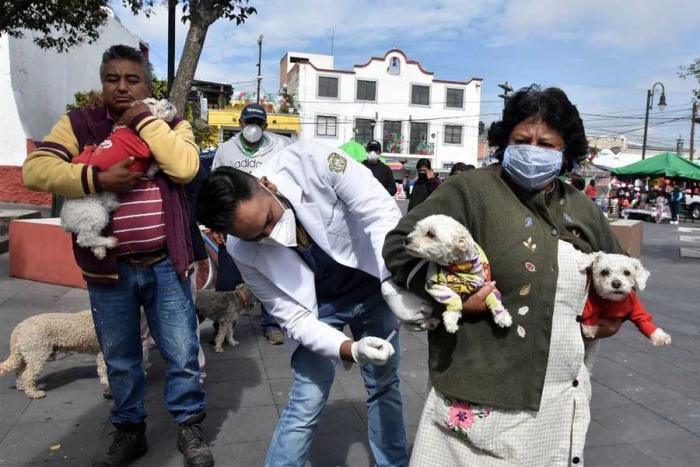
left=1, top=218, right=700, bottom=466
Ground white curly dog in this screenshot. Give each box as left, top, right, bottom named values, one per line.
left=60, top=98, right=176, bottom=259
left=405, top=214, right=512, bottom=333
left=0, top=310, right=108, bottom=399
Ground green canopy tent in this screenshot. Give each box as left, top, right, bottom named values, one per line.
left=611, top=152, right=700, bottom=181
left=339, top=140, right=386, bottom=163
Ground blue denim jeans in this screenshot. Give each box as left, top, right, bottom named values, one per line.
left=88, top=257, right=206, bottom=424
left=217, top=247, right=280, bottom=333
left=265, top=291, right=408, bottom=467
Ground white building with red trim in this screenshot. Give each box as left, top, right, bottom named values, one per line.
left=279, top=49, right=482, bottom=170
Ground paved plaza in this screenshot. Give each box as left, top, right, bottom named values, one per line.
left=1, top=219, right=700, bottom=466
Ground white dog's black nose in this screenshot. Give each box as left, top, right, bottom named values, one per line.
left=611, top=280, right=622, bottom=289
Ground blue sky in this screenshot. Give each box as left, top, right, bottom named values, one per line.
left=112, top=0, right=700, bottom=149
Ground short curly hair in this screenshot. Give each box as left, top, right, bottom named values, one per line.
left=487, top=85, right=588, bottom=167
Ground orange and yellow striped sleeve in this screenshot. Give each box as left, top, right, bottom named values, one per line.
left=23, top=115, right=101, bottom=197
left=131, top=112, right=200, bottom=184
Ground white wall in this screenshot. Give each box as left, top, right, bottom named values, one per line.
left=288, top=50, right=481, bottom=168
left=0, top=36, right=29, bottom=166
left=0, top=15, right=141, bottom=166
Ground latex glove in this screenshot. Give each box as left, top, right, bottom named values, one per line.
left=351, top=337, right=395, bottom=365
left=381, top=279, right=434, bottom=325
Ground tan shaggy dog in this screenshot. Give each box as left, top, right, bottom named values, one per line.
left=0, top=310, right=108, bottom=399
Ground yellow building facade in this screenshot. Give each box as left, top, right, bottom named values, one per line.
left=207, top=107, right=301, bottom=142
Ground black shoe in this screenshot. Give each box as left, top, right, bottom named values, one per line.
left=177, top=413, right=214, bottom=467
left=92, top=422, right=148, bottom=467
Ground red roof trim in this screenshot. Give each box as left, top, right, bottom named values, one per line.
left=354, top=49, right=435, bottom=76
left=294, top=51, right=483, bottom=83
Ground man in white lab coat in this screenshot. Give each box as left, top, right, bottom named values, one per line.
left=196, top=140, right=408, bottom=467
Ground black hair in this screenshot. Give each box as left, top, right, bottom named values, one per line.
left=366, top=140, right=382, bottom=152
left=487, top=85, right=588, bottom=167
left=196, top=167, right=262, bottom=233
left=589, top=179, right=596, bottom=187
left=100, top=44, right=153, bottom=85
left=449, top=162, right=470, bottom=176
left=570, top=173, right=586, bottom=191
left=416, top=158, right=431, bottom=170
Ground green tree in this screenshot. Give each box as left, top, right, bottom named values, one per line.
left=184, top=102, right=215, bottom=149
left=679, top=58, right=700, bottom=101
left=0, top=1, right=155, bottom=52
left=168, top=1, right=256, bottom=114
left=2, top=1, right=256, bottom=115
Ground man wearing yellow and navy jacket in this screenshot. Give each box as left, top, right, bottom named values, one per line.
left=23, top=45, right=214, bottom=467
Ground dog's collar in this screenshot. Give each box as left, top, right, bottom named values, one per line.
left=236, top=288, right=249, bottom=309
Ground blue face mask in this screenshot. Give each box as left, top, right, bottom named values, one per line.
left=502, top=145, right=564, bottom=191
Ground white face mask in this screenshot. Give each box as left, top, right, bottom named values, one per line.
left=242, top=124, right=263, bottom=143
left=257, top=185, right=297, bottom=247
left=367, top=151, right=380, bottom=162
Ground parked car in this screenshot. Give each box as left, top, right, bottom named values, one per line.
left=684, top=193, right=700, bottom=220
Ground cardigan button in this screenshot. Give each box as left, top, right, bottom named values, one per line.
left=550, top=228, right=558, bottom=236
left=573, top=457, right=580, bottom=464
left=572, top=379, right=579, bottom=387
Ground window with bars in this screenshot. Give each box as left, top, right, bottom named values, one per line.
left=318, top=76, right=339, bottom=98
left=411, top=85, right=430, bottom=106
left=383, top=120, right=403, bottom=154
left=445, top=88, right=464, bottom=108
left=356, top=80, right=377, bottom=102
left=444, top=125, right=463, bottom=145
left=410, top=122, right=429, bottom=153
left=316, top=116, right=338, bottom=137
left=354, top=118, right=374, bottom=145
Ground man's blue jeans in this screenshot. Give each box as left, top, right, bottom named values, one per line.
left=265, top=291, right=408, bottom=467
left=217, top=247, right=280, bottom=334
left=88, top=257, right=206, bottom=424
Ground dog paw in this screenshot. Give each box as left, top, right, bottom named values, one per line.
left=226, top=339, right=239, bottom=347
left=213, top=346, right=224, bottom=353
left=442, top=311, right=461, bottom=333
left=493, top=310, right=513, bottom=328
left=650, top=329, right=672, bottom=346
left=102, top=386, right=113, bottom=400
left=421, top=317, right=441, bottom=331
left=93, top=247, right=106, bottom=260
left=26, top=389, right=46, bottom=399
left=581, top=325, right=599, bottom=339
left=106, top=237, right=119, bottom=248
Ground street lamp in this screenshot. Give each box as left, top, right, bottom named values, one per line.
left=642, top=82, right=667, bottom=160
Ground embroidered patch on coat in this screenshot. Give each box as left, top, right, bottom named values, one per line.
left=328, top=153, right=347, bottom=173
left=519, top=284, right=531, bottom=296
left=523, top=237, right=537, bottom=252
left=525, top=217, right=533, bottom=228
left=525, top=262, right=536, bottom=272
left=518, top=306, right=529, bottom=316
left=517, top=325, right=526, bottom=338
left=564, top=212, right=574, bottom=223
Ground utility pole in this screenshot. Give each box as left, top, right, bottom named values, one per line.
left=256, top=35, right=263, bottom=104
left=677, top=134, right=684, bottom=156
left=498, top=82, right=513, bottom=107
left=691, top=101, right=697, bottom=161
left=167, top=0, right=176, bottom=94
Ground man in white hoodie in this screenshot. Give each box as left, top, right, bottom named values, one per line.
left=211, top=103, right=291, bottom=344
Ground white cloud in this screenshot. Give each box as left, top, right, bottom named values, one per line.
left=494, top=0, right=700, bottom=48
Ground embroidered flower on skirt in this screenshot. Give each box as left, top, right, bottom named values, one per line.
left=443, top=397, right=491, bottom=438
